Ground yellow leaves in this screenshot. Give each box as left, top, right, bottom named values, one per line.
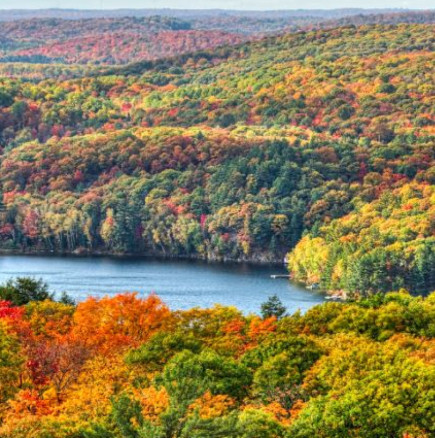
left=288, top=236, right=329, bottom=284
left=42, top=387, right=57, bottom=402
left=292, top=182, right=435, bottom=290
left=134, top=386, right=169, bottom=422
left=241, top=238, right=250, bottom=256
left=272, top=214, right=289, bottom=235
left=100, top=208, right=115, bottom=245
left=331, top=259, right=345, bottom=283
left=189, top=391, right=234, bottom=419
left=207, top=95, right=221, bottom=104
left=59, top=355, right=131, bottom=420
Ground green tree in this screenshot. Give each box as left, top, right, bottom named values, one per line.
left=0, top=277, right=53, bottom=306
left=261, top=295, right=287, bottom=320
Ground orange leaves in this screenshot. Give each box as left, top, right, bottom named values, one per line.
left=7, top=389, right=54, bottom=417
left=0, top=292, right=172, bottom=417
left=134, top=386, right=170, bottom=422
left=189, top=391, right=235, bottom=419
left=219, top=315, right=277, bottom=354
left=262, top=401, right=292, bottom=425
left=288, top=399, right=306, bottom=422
left=72, top=293, right=171, bottom=355
left=247, top=317, right=277, bottom=345
left=223, top=318, right=245, bottom=336
left=25, top=301, right=74, bottom=341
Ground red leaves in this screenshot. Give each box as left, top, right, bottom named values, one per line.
left=0, top=301, right=24, bottom=320
left=22, top=210, right=40, bottom=240
left=358, top=162, right=368, bottom=181
left=200, top=214, right=207, bottom=229
left=8, top=389, right=54, bottom=417
left=26, top=336, right=90, bottom=401
left=12, top=30, right=243, bottom=65
left=0, top=224, right=14, bottom=238
left=73, top=169, right=85, bottom=183
left=167, top=108, right=179, bottom=118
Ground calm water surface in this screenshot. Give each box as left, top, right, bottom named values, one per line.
left=0, top=255, right=324, bottom=314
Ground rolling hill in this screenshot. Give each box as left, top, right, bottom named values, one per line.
left=0, top=21, right=434, bottom=295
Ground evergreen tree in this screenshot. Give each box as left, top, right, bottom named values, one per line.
left=261, top=295, right=287, bottom=320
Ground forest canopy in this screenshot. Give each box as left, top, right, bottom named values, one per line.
left=0, top=11, right=434, bottom=437
left=0, top=22, right=433, bottom=294
left=0, top=288, right=434, bottom=437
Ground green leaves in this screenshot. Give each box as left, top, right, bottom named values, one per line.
left=288, top=342, right=435, bottom=437
left=261, top=295, right=287, bottom=320
left=0, top=277, right=52, bottom=306
left=0, top=322, right=23, bottom=403
left=159, top=350, right=252, bottom=402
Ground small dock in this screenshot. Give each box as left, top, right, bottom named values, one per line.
left=325, top=294, right=345, bottom=301
left=270, top=274, right=290, bottom=279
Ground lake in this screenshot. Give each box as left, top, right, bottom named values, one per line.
left=0, top=255, right=325, bottom=314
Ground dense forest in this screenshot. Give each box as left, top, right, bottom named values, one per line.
left=0, top=279, right=434, bottom=438
left=0, top=21, right=434, bottom=295
left=0, top=16, right=244, bottom=65
left=1, top=11, right=434, bottom=65
left=0, top=9, right=434, bottom=438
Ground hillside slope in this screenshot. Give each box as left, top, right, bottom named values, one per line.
left=0, top=16, right=244, bottom=65
left=0, top=23, right=434, bottom=294
left=1, top=11, right=434, bottom=66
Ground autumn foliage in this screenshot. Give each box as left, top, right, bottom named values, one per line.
left=0, top=14, right=434, bottom=437
left=0, top=23, right=433, bottom=297
left=0, top=291, right=433, bottom=437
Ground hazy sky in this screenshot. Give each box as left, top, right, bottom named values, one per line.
left=0, top=0, right=431, bottom=11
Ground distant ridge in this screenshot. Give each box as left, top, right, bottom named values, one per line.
left=0, top=8, right=413, bottom=21
left=0, top=9, right=433, bottom=66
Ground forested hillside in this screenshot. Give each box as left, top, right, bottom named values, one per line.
left=0, top=16, right=244, bottom=65
left=1, top=11, right=434, bottom=66
left=0, top=12, right=434, bottom=437
left=0, top=22, right=434, bottom=294
left=0, top=285, right=434, bottom=437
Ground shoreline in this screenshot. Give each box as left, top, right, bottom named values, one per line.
left=0, top=249, right=349, bottom=299
left=0, top=247, right=286, bottom=268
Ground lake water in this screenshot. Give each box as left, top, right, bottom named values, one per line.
left=0, top=255, right=325, bottom=314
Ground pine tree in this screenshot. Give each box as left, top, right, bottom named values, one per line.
left=261, top=294, right=287, bottom=320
